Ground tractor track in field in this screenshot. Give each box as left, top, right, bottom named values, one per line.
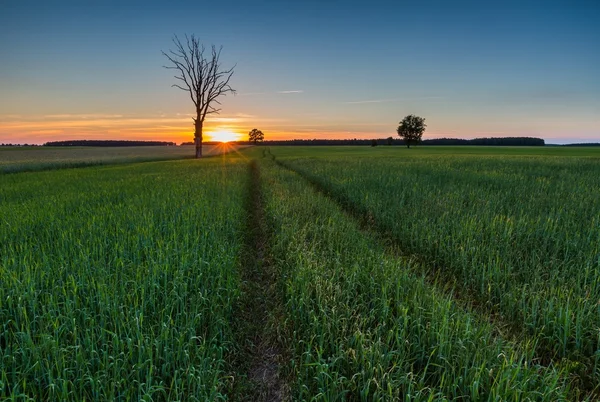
left=267, top=149, right=597, bottom=399
left=270, top=151, right=509, bottom=329
left=232, top=159, right=289, bottom=401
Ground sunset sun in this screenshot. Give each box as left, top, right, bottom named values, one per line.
left=208, top=129, right=240, bottom=143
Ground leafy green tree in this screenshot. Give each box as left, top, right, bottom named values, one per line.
left=248, top=128, right=264, bottom=144
left=397, top=115, right=426, bottom=148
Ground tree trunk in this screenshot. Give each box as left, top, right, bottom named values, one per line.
left=194, top=118, right=203, bottom=158
left=406, top=140, right=411, bottom=149
left=194, top=136, right=202, bottom=158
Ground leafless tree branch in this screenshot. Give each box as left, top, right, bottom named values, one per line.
left=162, top=34, right=236, bottom=157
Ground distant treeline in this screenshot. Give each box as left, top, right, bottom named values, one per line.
left=562, top=143, right=600, bottom=147
left=1, top=143, right=41, bottom=147
left=237, top=137, right=546, bottom=146
left=44, top=140, right=177, bottom=147
left=421, top=137, right=545, bottom=146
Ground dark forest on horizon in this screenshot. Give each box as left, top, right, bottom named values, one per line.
left=239, top=137, right=547, bottom=146
left=3, top=137, right=600, bottom=147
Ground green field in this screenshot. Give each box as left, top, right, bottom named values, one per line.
left=0, top=144, right=246, bottom=174
left=1, top=145, right=599, bottom=400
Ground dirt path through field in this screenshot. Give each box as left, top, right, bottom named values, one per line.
left=233, top=159, right=288, bottom=401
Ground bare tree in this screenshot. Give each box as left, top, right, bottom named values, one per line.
left=162, top=34, right=236, bottom=158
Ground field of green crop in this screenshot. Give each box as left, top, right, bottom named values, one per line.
left=0, top=143, right=246, bottom=174
left=259, top=153, right=575, bottom=400
left=1, top=145, right=599, bottom=400
left=0, top=155, right=248, bottom=400
left=271, top=146, right=600, bottom=397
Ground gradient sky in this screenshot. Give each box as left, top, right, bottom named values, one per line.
left=1, top=0, right=598, bottom=144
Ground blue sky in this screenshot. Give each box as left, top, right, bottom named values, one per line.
left=0, top=0, right=598, bottom=143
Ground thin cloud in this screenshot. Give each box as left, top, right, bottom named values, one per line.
left=238, top=90, right=304, bottom=96
left=44, top=114, right=124, bottom=119
left=0, top=114, right=287, bottom=137
left=343, top=96, right=444, bottom=104
left=1, top=117, right=191, bottom=130
left=344, top=98, right=399, bottom=104
left=29, top=129, right=63, bottom=135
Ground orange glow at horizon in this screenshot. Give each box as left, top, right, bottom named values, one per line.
left=5, top=113, right=581, bottom=145
left=206, top=128, right=243, bottom=143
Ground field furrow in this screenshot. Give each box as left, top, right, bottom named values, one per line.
left=231, top=158, right=289, bottom=401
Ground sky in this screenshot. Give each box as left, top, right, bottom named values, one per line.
left=0, top=0, right=598, bottom=144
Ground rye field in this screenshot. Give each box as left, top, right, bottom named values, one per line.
left=0, top=144, right=244, bottom=174
left=1, top=145, right=599, bottom=400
